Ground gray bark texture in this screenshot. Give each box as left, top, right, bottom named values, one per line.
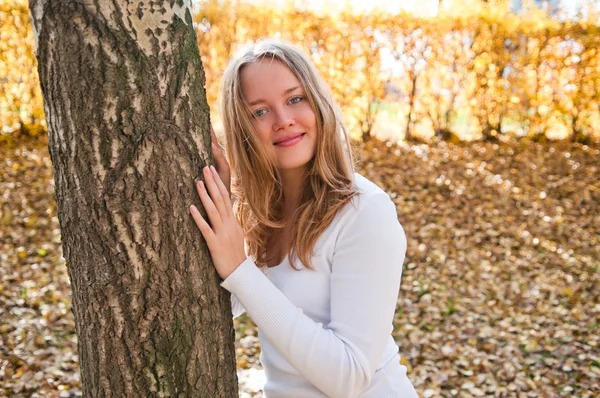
left=28, top=1, right=238, bottom=396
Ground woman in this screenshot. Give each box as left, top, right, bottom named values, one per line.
left=189, top=39, right=418, bottom=397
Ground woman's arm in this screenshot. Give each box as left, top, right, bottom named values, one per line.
left=230, top=292, right=246, bottom=319
left=221, top=192, right=406, bottom=398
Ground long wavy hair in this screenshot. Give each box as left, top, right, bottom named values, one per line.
left=220, top=39, right=357, bottom=269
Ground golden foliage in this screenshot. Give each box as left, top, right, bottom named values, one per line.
left=194, top=0, right=600, bottom=143
left=0, top=0, right=44, bottom=135
left=1, top=0, right=599, bottom=142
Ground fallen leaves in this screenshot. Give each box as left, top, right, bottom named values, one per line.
left=1, top=136, right=598, bottom=397
left=1, top=137, right=79, bottom=397
left=359, top=138, right=599, bottom=397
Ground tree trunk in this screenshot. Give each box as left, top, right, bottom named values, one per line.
left=405, top=73, right=418, bottom=142
left=28, top=1, right=238, bottom=396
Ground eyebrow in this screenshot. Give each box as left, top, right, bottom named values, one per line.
left=247, top=86, right=301, bottom=106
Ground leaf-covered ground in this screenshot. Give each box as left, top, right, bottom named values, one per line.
left=1, top=136, right=598, bottom=397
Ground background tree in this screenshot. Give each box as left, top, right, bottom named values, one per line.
left=0, top=0, right=44, bottom=135
left=346, top=13, right=387, bottom=142
left=560, top=27, right=600, bottom=144
left=420, top=18, right=473, bottom=142
left=468, top=10, right=514, bottom=141
left=3, top=0, right=599, bottom=143
left=28, top=0, right=238, bottom=396
left=391, top=22, right=433, bottom=142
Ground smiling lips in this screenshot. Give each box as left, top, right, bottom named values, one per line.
left=274, top=133, right=306, bottom=147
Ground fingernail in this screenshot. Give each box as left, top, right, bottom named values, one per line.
left=210, top=165, right=216, bottom=173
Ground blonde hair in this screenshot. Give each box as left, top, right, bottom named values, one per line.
left=220, top=39, right=357, bottom=269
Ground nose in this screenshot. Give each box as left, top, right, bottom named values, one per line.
left=273, top=107, right=294, bottom=131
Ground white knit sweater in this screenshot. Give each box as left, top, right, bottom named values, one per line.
left=221, top=174, right=418, bottom=398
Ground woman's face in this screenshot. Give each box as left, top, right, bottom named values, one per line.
left=241, top=58, right=317, bottom=173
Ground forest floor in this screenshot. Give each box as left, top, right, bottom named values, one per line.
left=1, top=136, right=598, bottom=397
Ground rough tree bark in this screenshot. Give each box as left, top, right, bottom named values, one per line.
left=28, top=1, right=238, bottom=396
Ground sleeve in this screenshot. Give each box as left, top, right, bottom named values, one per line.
left=230, top=293, right=246, bottom=319
left=221, top=193, right=406, bottom=398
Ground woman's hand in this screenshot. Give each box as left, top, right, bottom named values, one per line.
left=211, top=125, right=231, bottom=195
left=190, top=165, right=246, bottom=279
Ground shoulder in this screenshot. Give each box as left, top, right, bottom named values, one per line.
left=332, top=173, right=401, bottom=233
left=347, top=173, right=396, bottom=217
left=316, top=172, right=404, bottom=251
left=331, top=173, right=407, bottom=263
left=352, top=173, right=389, bottom=201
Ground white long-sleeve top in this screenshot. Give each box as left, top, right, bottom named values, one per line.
left=221, top=174, right=418, bottom=398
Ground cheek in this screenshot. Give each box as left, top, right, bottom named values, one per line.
left=251, top=119, right=272, bottom=142
left=300, top=104, right=317, bottom=127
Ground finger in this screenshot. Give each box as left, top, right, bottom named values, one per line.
left=211, top=165, right=229, bottom=199
left=211, top=165, right=232, bottom=213
left=211, top=125, right=223, bottom=152
left=196, top=179, right=222, bottom=227
left=211, top=134, right=229, bottom=168
left=212, top=142, right=230, bottom=178
left=203, top=167, right=227, bottom=218
left=212, top=141, right=228, bottom=167
left=213, top=154, right=231, bottom=197
left=189, top=205, right=216, bottom=244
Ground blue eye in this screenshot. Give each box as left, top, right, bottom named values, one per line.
left=289, top=96, right=304, bottom=104
left=254, top=109, right=267, bottom=117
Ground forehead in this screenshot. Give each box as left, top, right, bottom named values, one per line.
left=240, top=58, right=302, bottom=100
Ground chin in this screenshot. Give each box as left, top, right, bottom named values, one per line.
left=276, top=154, right=315, bottom=171
left=277, top=160, right=311, bottom=171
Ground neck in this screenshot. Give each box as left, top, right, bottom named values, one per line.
left=279, top=166, right=307, bottom=219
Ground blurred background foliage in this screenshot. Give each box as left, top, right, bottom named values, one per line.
left=0, top=0, right=44, bottom=138
left=1, top=0, right=599, bottom=144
